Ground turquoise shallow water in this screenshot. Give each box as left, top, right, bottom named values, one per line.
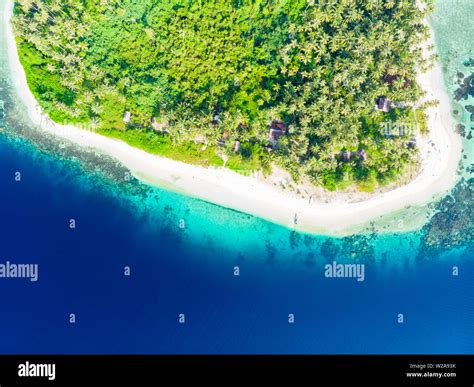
left=0, top=0, right=472, bottom=354
left=432, top=0, right=474, bottom=176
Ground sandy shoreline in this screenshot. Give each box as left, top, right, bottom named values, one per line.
left=3, top=0, right=463, bottom=236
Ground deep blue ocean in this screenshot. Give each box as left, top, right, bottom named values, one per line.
left=0, top=0, right=472, bottom=354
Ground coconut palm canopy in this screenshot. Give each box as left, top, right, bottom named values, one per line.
left=13, top=0, right=434, bottom=191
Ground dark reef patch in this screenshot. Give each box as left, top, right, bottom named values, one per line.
left=319, top=239, right=340, bottom=263
left=454, top=72, right=474, bottom=102
left=420, top=178, right=473, bottom=254
left=463, top=58, right=474, bottom=67
left=341, top=234, right=376, bottom=264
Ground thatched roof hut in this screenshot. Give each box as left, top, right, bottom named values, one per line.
left=268, top=120, right=287, bottom=145
left=375, top=97, right=391, bottom=113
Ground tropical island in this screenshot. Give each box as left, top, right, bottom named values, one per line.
left=4, top=0, right=462, bottom=233
left=12, top=0, right=436, bottom=190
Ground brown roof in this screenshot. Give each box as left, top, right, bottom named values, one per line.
left=270, top=119, right=287, bottom=132
left=268, top=120, right=288, bottom=142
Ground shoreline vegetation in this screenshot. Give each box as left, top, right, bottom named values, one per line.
left=4, top=0, right=462, bottom=235
left=12, top=0, right=435, bottom=190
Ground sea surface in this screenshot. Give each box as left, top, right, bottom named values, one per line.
left=0, top=0, right=472, bottom=354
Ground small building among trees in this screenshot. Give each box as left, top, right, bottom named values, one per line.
left=123, top=111, right=131, bottom=124
left=375, top=96, right=391, bottom=113
left=233, top=140, right=241, bottom=152
left=218, top=131, right=229, bottom=147
left=268, top=120, right=287, bottom=146
left=341, top=149, right=368, bottom=162
left=342, top=150, right=351, bottom=162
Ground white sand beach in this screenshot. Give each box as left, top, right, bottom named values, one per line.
left=3, top=0, right=463, bottom=236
